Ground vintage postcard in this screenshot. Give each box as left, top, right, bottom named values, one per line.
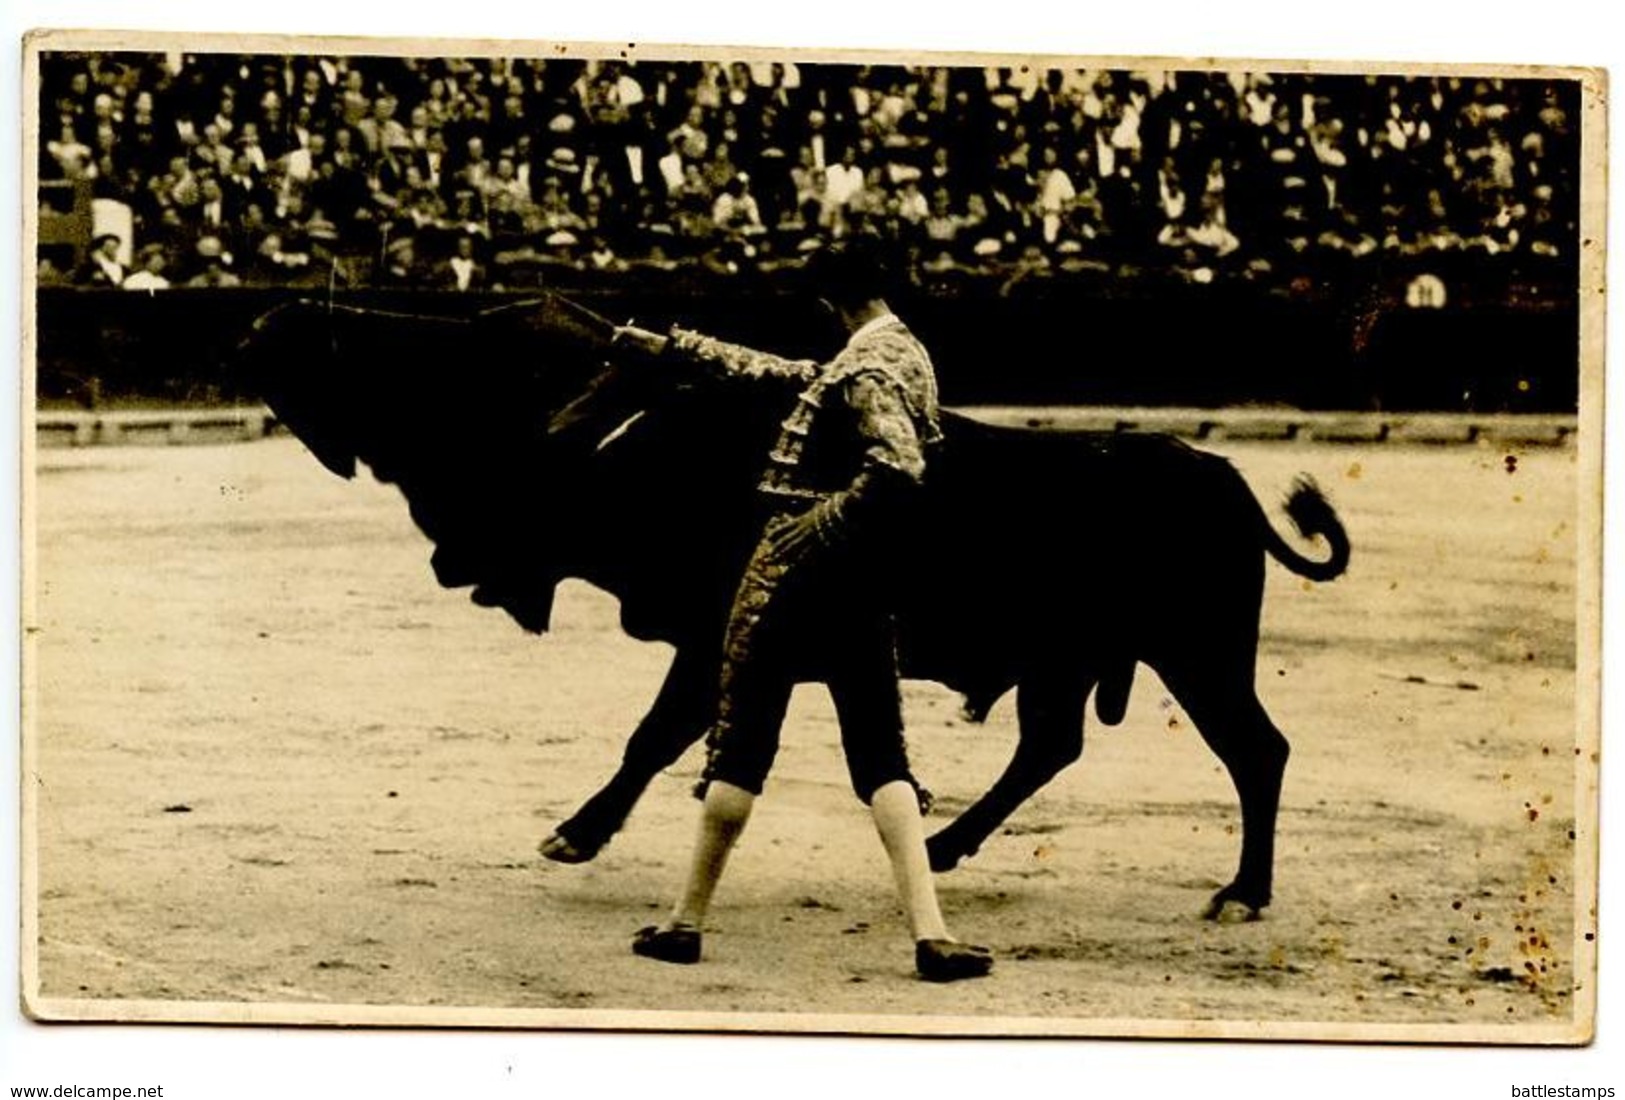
left=19, top=29, right=1605, bottom=1044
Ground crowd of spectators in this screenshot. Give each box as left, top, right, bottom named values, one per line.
left=37, top=52, right=1580, bottom=292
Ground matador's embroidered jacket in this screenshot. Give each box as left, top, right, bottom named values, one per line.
left=669, top=314, right=941, bottom=798
left=668, top=313, right=942, bottom=538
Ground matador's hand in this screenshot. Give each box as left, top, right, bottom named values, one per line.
left=767, top=499, right=844, bottom=559
left=611, top=322, right=670, bottom=358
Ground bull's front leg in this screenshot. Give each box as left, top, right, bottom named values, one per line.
left=540, top=643, right=717, bottom=863
left=926, top=670, right=1091, bottom=872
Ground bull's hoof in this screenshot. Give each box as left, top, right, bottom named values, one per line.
left=539, top=831, right=599, bottom=864
left=925, top=834, right=973, bottom=874
left=1203, top=889, right=1265, bottom=923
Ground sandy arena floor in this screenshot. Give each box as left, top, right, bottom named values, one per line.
left=24, top=431, right=1590, bottom=1038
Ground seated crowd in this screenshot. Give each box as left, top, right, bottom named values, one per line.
left=37, top=52, right=1578, bottom=290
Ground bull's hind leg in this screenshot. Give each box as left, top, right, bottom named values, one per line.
left=541, top=643, right=717, bottom=863
left=1159, top=663, right=1290, bottom=920
left=926, top=670, right=1092, bottom=872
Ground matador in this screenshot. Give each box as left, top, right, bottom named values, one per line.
left=613, top=240, right=993, bottom=983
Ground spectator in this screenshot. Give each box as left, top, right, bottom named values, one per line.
left=671, top=162, right=714, bottom=244
left=822, top=145, right=865, bottom=234
left=405, top=103, right=434, bottom=152
left=512, top=133, right=538, bottom=192
left=436, top=233, right=487, bottom=291
left=1307, top=113, right=1351, bottom=231
left=194, top=122, right=234, bottom=175
left=711, top=173, right=764, bottom=239
left=667, top=105, right=710, bottom=163
left=800, top=108, right=833, bottom=171
left=895, top=176, right=929, bottom=229
left=229, top=141, right=266, bottom=201
left=186, top=234, right=241, bottom=287
left=196, top=175, right=229, bottom=235
left=422, top=75, right=452, bottom=127
left=484, top=154, right=532, bottom=236
left=337, top=67, right=371, bottom=129
left=786, top=148, right=823, bottom=228
left=330, top=126, right=365, bottom=174
left=585, top=233, right=627, bottom=272
left=657, top=136, right=686, bottom=196
left=309, top=151, right=373, bottom=232
left=544, top=145, right=582, bottom=183
left=76, top=232, right=125, bottom=286
left=282, top=127, right=321, bottom=191
left=1184, top=157, right=1238, bottom=256
left=245, top=231, right=308, bottom=284
left=404, top=181, right=451, bottom=234
left=37, top=253, right=73, bottom=287
left=454, top=134, right=492, bottom=194
left=847, top=165, right=890, bottom=233
left=982, top=162, right=1031, bottom=249
left=123, top=90, right=166, bottom=178
left=379, top=235, right=423, bottom=287
left=1064, top=156, right=1107, bottom=242
left=535, top=175, right=586, bottom=238
left=1034, top=144, right=1077, bottom=245
left=234, top=201, right=272, bottom=262
left=257, top=93, right=290, bottom=161
left=1187, top=189, right=1242, bottom=258
left=46, top=120, right=97, bottom=180
left=415, top=128, right=451, bottom=195
left=999, top=241, right=1053, bottom=295
left=37, top=53, right=1576, bottom=290
left=924, top=145, right=953, bottom=193
left=292, top=67, right=329, bottom=121
left=358, top=94, right=410, bottom=158
left=122, top=242, right=172, bottom=291
left=922, top=187, right=964, bottom=248
left=490, top=89, right=531, bottom=157
left=701, top=141, right=741, bottom=196
left=960, top=192, right=997, bottom=260
left=579, top=190, right=608, bottom=242
left=212, top=91, right=239, bottom=141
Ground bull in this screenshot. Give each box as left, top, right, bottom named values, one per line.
left=238, top=294, right=1350, bottom=920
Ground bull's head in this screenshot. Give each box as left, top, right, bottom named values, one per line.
left=234, top=294, right=775, bottom=641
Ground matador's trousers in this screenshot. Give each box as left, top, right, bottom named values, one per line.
left=697, top=501, right=915, bottom=804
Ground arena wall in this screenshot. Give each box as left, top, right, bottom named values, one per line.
left=34, top=276, right=1579, bottom=415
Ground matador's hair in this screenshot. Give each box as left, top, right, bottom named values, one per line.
left=800, top=235, right=899, bottom=308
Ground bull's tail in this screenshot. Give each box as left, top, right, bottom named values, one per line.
left=1262, top=475, right=1350, bottom=582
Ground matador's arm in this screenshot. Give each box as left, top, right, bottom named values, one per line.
left=610, top=321, right=819, bottom=386
left=776, top=370, right=928, bottom=553
left=665, top=326, right=820, bottom=386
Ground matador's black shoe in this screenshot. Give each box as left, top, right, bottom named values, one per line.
left=915, top=939, right=994, bottom=982
left=632, top=923, right=702, bottom=965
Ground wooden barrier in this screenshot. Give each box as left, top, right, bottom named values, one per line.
left=34, top=406, right=1578, bottom=450
left=956, top=407, right=1578, bottom=447
left=36, top=408, right=275, bottom=448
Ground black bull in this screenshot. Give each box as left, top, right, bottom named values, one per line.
left=239, top=296, right=1350, bottom=919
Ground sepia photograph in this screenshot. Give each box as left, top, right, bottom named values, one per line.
left=8, top=5, right=1612, bottom=1088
